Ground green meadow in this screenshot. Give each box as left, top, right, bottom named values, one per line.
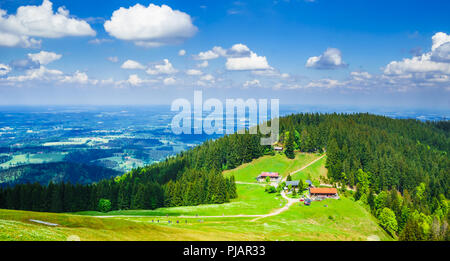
left=223, top=152, right=321, bottom=183
left=290, top=155, right=328, bottom=181
left=0, top=152, right=391, bottom=241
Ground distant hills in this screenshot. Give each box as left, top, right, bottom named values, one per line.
left=0, top=162, right=121, bottom=186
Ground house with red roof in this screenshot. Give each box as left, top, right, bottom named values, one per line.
left=256, top=172, right=280, bottom=182
left=309, top=187, right=339, bottom=200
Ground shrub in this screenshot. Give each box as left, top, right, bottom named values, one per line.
left=98, top=198, right=112, bottom=213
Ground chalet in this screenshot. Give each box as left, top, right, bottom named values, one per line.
left=256, top=172, right=280, bottom=182
left=273, top=146, right=283, bottom=151
left=284, top=180, right=300, bottom=190
left=285, top=180, right=299, bottom=187
left=309, top=187, right=339, bottom=200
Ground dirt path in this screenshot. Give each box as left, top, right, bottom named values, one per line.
left=286, top=154, right=326, bottom=180
left=95, top=155, right=326, bottom=221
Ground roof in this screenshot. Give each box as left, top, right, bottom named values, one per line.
left=305, top=180, right=312, bottom=185
left=285, top=180, right=299, bottom=186
left=310, top=187, right=338, bottom=194
left=259, top=172, right=279, bottom=177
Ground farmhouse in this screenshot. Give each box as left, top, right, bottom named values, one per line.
left=309, top=187, right=339, bottom=200
left=256, top=172, right=280, bottom=182
left=285, top=180, right=299, bottom=188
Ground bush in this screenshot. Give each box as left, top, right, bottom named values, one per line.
left=98, top=198, right=112, bottom=213
left=265, top=185, right=276, bottom=193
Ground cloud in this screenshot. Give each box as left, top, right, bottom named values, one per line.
left=194, top=44, right=251, bottom=60
left=163, top=77, right=176, bottom=85
left=178, top=49, right=186, bottom=56
left=306, top=48, right=347, bottom=69
left=146, top=59, right=178, bottom=75
left=305, top=79, right=343, bottom=89
left=27, top=51, right=61, bottom=65
left=104, top=3, right=197, bottom=47
left=243, top=79, right=261, bottom=88
left=60, top=71, right=94, bottom=84
left=88, top=38, right=113, bottom=45
left=431, top=42, right=450, bottom=63
left=197, top=61, right=209, bottom=68
left=6, top=66, right=63, bottom=82
left=226, top=52, right=270, bottom=71
left=384, top=53, right=450, bottom=75
left=0, top=0, right=95, bottom=48
left=127, top=74, right=143, bottom=86
left=107, top=56, right=119, bottom=63
left=200, top=74, right=215, bottom=82
left=252, top=68, right=289, bottom=78
left=431, top=32, right=450, bottom=51
left=197, top=73, right=215, bottom=86
left=227, top=43, right=251, bottom=57
left=121, top=60, right=146, bottom=70
left=0, top=64, right=11, bottom=76
left=194, top=47, right=223, bottom=60
left=186, top=69, right=202, bottom=76
left=384, top=33, right=450, bottom=76
left=350, top=71, right=372, bottom=81
left=385, top=54, right=448, bottom=75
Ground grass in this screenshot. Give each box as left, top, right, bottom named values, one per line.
left=0, top=209, right=248, bottom=241
left=291, top=155, right=328, bottom=181
left=223, top=152, right=322, bottom=183
left=76, top=183, right=286, bottom=217
left=0, top=152, right=391, bottom=241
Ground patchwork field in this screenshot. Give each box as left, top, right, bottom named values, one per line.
left=0, top=152, right=391, bottom=241
left=0, top=152, right=67, bottom=169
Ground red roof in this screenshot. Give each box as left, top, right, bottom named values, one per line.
left=260, top=172, right=279, bottom=177
left=310, top=188, right=338, bottom=194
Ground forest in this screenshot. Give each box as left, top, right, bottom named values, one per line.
left=279, top=113, right=449, bottom=240
left=0, top=113, right=448, bottom=240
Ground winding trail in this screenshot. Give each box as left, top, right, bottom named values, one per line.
left=95, top=154, right=327, bottom=221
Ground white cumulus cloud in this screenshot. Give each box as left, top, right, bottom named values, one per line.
left=226, top=52, right=270, bottom=71
left=384, top=33, right=450, bottom=77
left=146, top=59, right=178, bottom=75
left=27, top=51, right=61, bottom=65
left=61, top=71, right=93, bottom=84
left=306, top=48, right=347, bottom=69
left=121, top=60, right=146, bottom=70
left=104, top=3, right=197, bottom=47
left=178, top=49, right=186, bottom=56
left=0, top=0, right=95, bottom=48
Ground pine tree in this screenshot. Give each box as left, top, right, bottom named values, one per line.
left=285, top=130, right=295, bottom=159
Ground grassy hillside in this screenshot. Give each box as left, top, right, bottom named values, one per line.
left=290, top=155, right=328, bottom=181
left=223, top=152, right=321, bottom=183
left=0, top=152, right=388, bottom=241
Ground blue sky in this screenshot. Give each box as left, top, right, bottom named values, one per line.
left=0, top=0, right=449, bottom=110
